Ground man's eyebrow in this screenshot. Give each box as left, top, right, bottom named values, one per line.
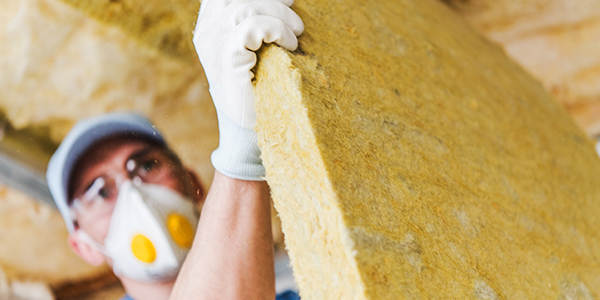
left=126, top=147, right=160, bottom=164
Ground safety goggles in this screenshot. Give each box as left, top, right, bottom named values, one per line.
left=69, top=147, right=184, bottom=221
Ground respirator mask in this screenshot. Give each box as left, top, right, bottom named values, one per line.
left=77, top=180, right=199, bottom=282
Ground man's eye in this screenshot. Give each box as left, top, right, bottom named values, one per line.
left=141, top=159, right=159, bottom=171
left=98, top=187, right=111, bottom=199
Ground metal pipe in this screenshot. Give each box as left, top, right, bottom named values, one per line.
left=0, top=119, right=57, bottom=208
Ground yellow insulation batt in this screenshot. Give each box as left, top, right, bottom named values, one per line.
left=442, top=0, right=600, bottom=136
left=0, top=184, right=118, bottom=299
left=58, top=0, right=200, bottom=63
left=254, top=0, right=600, bottom=299
left=0, top=0, right=216, bottom=180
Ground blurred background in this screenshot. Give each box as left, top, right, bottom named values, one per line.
left=0, top=0, right=598, bottom=299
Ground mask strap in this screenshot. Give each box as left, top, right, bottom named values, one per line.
left=76, top=230, right=109, bottom=256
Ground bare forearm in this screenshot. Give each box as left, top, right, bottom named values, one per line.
left=170, top=171, right=275, bottom=300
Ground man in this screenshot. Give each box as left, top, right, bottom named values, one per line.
left=46, top=0, right=304, bottom=299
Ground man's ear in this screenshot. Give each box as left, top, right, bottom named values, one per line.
left=67, top=232, right=106, bottom=266
left=184, top=168, right=206, bottom=207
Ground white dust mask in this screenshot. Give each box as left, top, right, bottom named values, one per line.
left=78, top=180, right=199, bottom=282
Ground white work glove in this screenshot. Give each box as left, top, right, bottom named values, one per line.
left=193, top=0, right=304, bottom=181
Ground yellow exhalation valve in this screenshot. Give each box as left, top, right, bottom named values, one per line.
left=167, top=213, right=194, bottom=248
left=131, top=234, right=157, bottom=263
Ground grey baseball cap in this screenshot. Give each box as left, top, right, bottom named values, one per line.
left=46, top=112, right=165, bottom=232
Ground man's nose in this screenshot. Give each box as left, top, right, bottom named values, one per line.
left=113, top=171, right=144, bottom=190
left=112, top=172, right=130, bottom=188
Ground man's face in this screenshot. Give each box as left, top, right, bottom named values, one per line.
left=69, top=136, right=203, bottom=245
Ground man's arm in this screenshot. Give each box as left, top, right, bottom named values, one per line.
left=170, top=171, right=274, bottom=299
left=170, top=0, right=303, bottom=298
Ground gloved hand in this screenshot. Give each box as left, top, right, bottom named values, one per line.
left=193, top=0, right=304, bottom=181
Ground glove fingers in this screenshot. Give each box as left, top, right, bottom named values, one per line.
left=234, top=15, right=299, bottom=51
left=229, top=0, right=304, bottom=36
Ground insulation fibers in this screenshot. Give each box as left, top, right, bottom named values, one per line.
left=254, top=0, right=600, bottom=298
left=443, top=0, right=600, bottom=135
